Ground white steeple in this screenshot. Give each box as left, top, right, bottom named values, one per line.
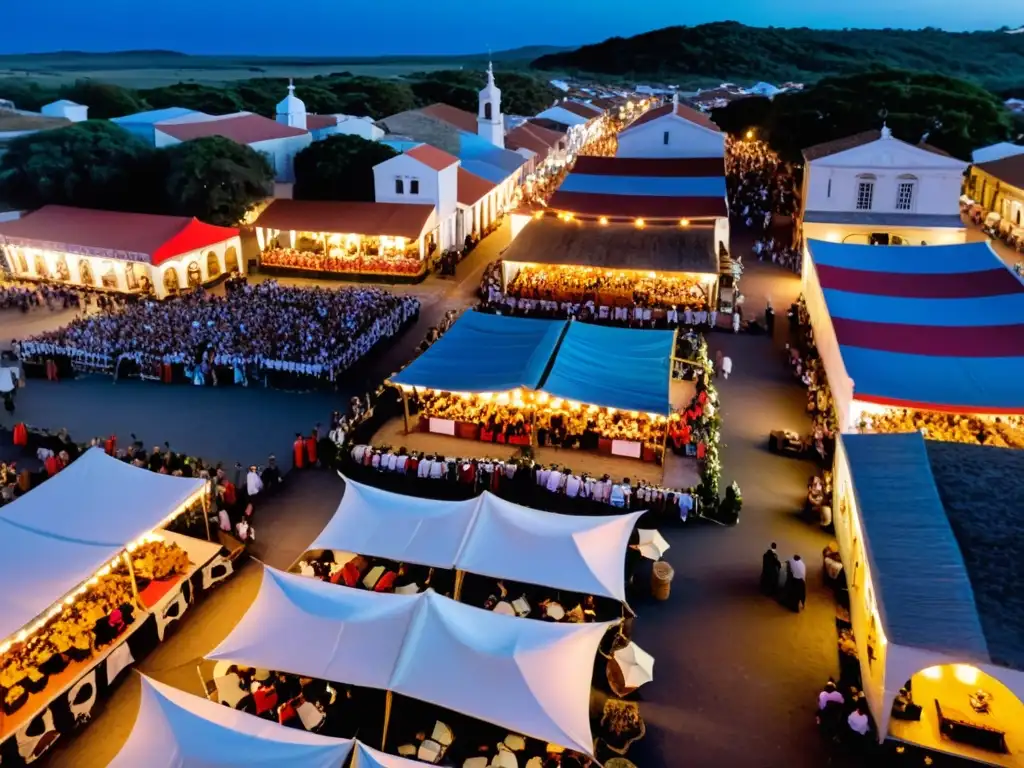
left=672, top=90, right=679, bottom=108
left=880, top=122, right=892, bottom=140
left=276, top=79, right=307, bottom=130
left=477, top=62, right=504, bottom=149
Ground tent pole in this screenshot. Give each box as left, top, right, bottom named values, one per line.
left=382, top=689, right=393, bottom=750
left=453, top=570, right=465, bottom=602
left=124, top=551, right=143, bottom=611
left=400, top=387, right=411, bottom=434
left=201, top=485, right=212, bottom=542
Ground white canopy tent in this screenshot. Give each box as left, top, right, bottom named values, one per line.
left=314, top=475, right=482, bottom=569
left=109, top=675, right=354, bottom=768
left=0, top=448, right=208, bottom=643
left=351, top=742, right=434, bottom=767
left=208, top=567, right=611, bottom=756
left=313, top=476, right=640, bottom=602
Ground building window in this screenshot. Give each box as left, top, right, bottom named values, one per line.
left=896, top=176, right=916, bottom=211
left=827, top=178, right=832, bottom=198
left=395, top=178, right=404, bottom=194
left=856, top=178, right=875, bottom=210
left=410, top=179, right=419, bottom=195
left=663, top=131, right=669, bottom=145
left=484, top=103, right=492, bottom=121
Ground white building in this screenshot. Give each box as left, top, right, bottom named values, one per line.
left=40, top=100, right=88, bottom=123
left=477, top=63, right=504, bottom=149
left=616, top=93, right=724, bottom=159
left=535, top=99, right=605, bottom=154
left=799, top=126, right=969, bottom=247
left=306, top=114, right=384, bottom=142
left=374, top=143, right=460, bottom=251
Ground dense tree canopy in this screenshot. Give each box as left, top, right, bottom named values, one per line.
left=532, top=22, right=1024, bottom=92
left=160, top=137, right=273, bottom=226
left=293, top=134, right=398, bottom=202
left=140, top=83, right=245, bottom=114
left=711, top=70, right=1014, bottom=162
left=0, top=121, right=155, bottom=211
left=406, top=69, right=559, bottom=115
left=59, top=81, right=148, bottom=119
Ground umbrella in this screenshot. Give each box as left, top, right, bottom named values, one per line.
left=613, top=642, right=655, bottom=689
left=636, top=529, right=670, bottom=560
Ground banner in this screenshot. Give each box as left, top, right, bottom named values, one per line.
left=611, top=439, right=642, bottom=459
left=428, top=418, right=456, bottom=436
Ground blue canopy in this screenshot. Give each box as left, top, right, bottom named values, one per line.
left=541, top=322, right=675, bottom=415
left=392, top=311, right=567, bottom=393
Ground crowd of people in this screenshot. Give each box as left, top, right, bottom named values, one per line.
left=726, top=136, right=797, bottom=231
left=260, top=247, right=425, bottom=277
left=0, top=281, right=127, bottom=313
left=753, top=236, right=802, bottom=273
left=17, top=281, right=420, bottom=385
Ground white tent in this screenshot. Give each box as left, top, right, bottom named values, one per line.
left=313, top=475, right=482, bottom=569
left=207, top=567, right=419, bottom=690
left=0, top=448, right=208, bottom=643
left=457, top=496, right=643, bottom=603
left=351, top=742, right=428, bottom=767
left=109, top=675, right=354, bottom=768
left=208, top=567, right=610, bottom=756
left=313, top=476, right=639, bottom=602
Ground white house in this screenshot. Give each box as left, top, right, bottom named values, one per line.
left=616, top=93, right=724, bottom=159
left=40, top=100, right=88, bottom=123
left=799, top=125, right=970, bottom=247
left=374, top=143, right=460, bottom=251
left=535, top=99, right=605, bottom=154
left=306, top=114, right=384, bottom=142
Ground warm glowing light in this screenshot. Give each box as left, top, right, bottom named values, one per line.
left=920, top=666, right=943, bottom=680
left=496, top=392, right=511, bottom=405
left=825, top=231, right=841, bottom=243
left=598, top=217, right=608, bottom=225
left=534, top=211, right=543, bottom=220
left=551, top=398, right=564, bottom=409
left=634, top=218, right=645, bottom=229
left=954, top=665, right=980, bottom=685
left=606, top=407, right=616, bottom=415
left=679, top=218, right=690, bottom=227
left=745, top=130, right=754, bottom=140
left=478, top=392, right=493, bottom=402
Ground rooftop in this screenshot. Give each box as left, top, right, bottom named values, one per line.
left=558, top=100, right=604, bottom=119
left=976, top=152, right=1024, bottom=192
left=405, top=143, right=459, bottom=171
left=802, top=129, right=952, bottom=162
left=501, top=216, right=719, bottom=274
left=457, top=167, right=498, bottom=206
left=112, top=107, right=201, bottom=125
left=156, top=113, right=309, bottom=144
left=419, top=103, right=478, bottom=134
left=253, top=199, right=434, bottom=240
left=620, top=102, right=721, bottom=135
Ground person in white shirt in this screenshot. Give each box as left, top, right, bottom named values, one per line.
left=218, top=507, right=232, bottom=532
left=722, top=355, right=733, bottom=379
left=677, top=490, right=694, bottom=522
left=666, top=306, right=678, bottom=327
left=235, top=519, right=253, bottom=542
left=546, top=468, right=564, bottom=493
left=847, top=700, right=870, bottom=736
left=788, top=554, right=806, bottom=610
left=565, top=473, right=582, bottom=498
left=817, top=679, right=844, bottom=711
left=395, top=451, right=408, bottom=473
left=609, top=477, right=630, bottom=508
left=246, top=467, right=263, bottom=497
left=537, top=465, right=550, bottom=488
left=428, top=455, right=444, bottom=479
left=417, top=455, right=432, bottom=479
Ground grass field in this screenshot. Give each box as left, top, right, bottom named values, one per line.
left=0, top=50, right=548, bottom=87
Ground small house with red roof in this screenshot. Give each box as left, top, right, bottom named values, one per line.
left=373, top=143, right=461, bottom=251
left=616, top=93, right=724, bottom=160
left=0, top=205, right=241, bottom=298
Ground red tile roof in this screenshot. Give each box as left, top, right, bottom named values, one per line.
left=558, top=101, right=604, bottom=120
left=406, top=143, right=460, bottom=171
left=620, top=103, right=720, bottom=134
left=505, top=123, right=559, bottom=160
left=0, top=205, right=238, bottom=265
left=522, top=121, right=566, bottom=144
left=420, top=103, right=478, bottom=134
left=570, top=156, right=725, bottom=178
left=802, top=129, right=954, bottom=162
left=306, top=114, right=340, bottom=130
left=253, top=199, right=435, bottom=240
left=457, top=167, right=498, bottom=206
left=156, top=113, right=309, bottom=144
left=547, top=191, right=727, bottom=220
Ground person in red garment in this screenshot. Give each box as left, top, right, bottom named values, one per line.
left=304, top=432, right=318, bottom=467
left=292, top=433, right=305, bottom=469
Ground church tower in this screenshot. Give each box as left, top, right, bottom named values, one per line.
left=276, top=79, right=307, bottom=130
left=477, top=63, right=504, bottom=149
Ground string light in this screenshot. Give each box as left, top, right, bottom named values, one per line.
left=598, top=217, right=608, bottom=225
left=679, top=218, right=690, bottom=227
left=634, top=218, right=645, bottom=229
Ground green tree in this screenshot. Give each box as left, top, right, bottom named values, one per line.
left=160, top=136, right=273, bottom=226
left=410, top=80, right=478, bottom=112
left=141, top=83, right=245, bottom=115
left=0, top=121, right=155, bottom=211
left=293, top=134, right=398, bottom=201
left=710, top=96, right=773, bottom=137
left=58, top=80, right=148, bottom=119
left=0, top=80, right=59, bottom=112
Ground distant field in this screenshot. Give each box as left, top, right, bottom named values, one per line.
left=0, top=53, right=480, bottom=87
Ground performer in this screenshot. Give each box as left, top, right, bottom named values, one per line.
left=293, top=433, right=306, bottom=469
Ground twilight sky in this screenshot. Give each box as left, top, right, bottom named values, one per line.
left=2, top=0, right=1020, bottom=56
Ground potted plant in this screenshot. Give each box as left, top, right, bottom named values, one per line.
left=600, top=698, right=645, bottom=755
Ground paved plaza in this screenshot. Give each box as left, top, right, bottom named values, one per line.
left=4, top=225, right=859, bottom=768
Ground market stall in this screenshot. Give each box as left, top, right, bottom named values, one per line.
left=304, top=475, right=642, bottom=604
left=390, top=312, right=680, bottom=461
left=253, top=199, right=438, bottom=281
left=801, top=239, right=1024, bottom=431
left=207, top=567, right=610, bottom=758
left=0, top=449, right=233, bottom=765
left=832, top=432, right=1024, bottom=763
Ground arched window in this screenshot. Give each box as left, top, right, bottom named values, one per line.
left=163, top=267, right=179, bottom=295
left=225, top=246, right=239, bottom=274
left=484, top=102, right=493, bottom=121
left=856, top=174, right=876, bottom=211
left=206, top=250, right=221, bottom=279
left=895, top=174, right=917, bottom=211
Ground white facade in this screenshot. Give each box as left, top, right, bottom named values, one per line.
left=275, top=81, right=307, bottom=130
left=617, top=96, right=725, bottom=159
left=373, top=153, right=459, bottom=251
left=316, top=116, right=384, bottom=142
left=41, top=100, right=88, bottom=123
left=801, top=127, right=969, bottom=246
left=477, top=63, right=504, bottom=149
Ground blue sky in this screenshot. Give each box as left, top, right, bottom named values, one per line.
left=2, top=0, right=1020, bottom=56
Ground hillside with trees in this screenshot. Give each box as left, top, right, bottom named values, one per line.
left=531, top=22, right=1024, bottom=91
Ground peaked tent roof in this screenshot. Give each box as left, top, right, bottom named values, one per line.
left=391, top=311, right=567, bottom=393
left=253, top=199, right=435, bottom=240
left=542, top=322, right=676, bottom=415
left=806, top=239, right=1024, bottom=413
left=0, top=448, right=207, bottom=642
left=109, top=676, right=354, bottom=768
left=313, top=476, right=639, bottom=602
left=209, top=568, right=608, bottom=756
left=0, top=205, right=238, bottom=265
left=311, top=476, right=482, bottom=570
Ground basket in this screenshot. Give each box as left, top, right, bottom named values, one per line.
left=651, top=561, right=674, bottom=601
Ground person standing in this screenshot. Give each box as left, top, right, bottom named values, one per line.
left=760, top=542, right=780, bottom=594
left=292, top=434, right=305, bottom=470
left=722, top=356, right=733, bottom=380
left=732, top=309, right=741, bottom=334
left=788, top=554, right=807, bottom=611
